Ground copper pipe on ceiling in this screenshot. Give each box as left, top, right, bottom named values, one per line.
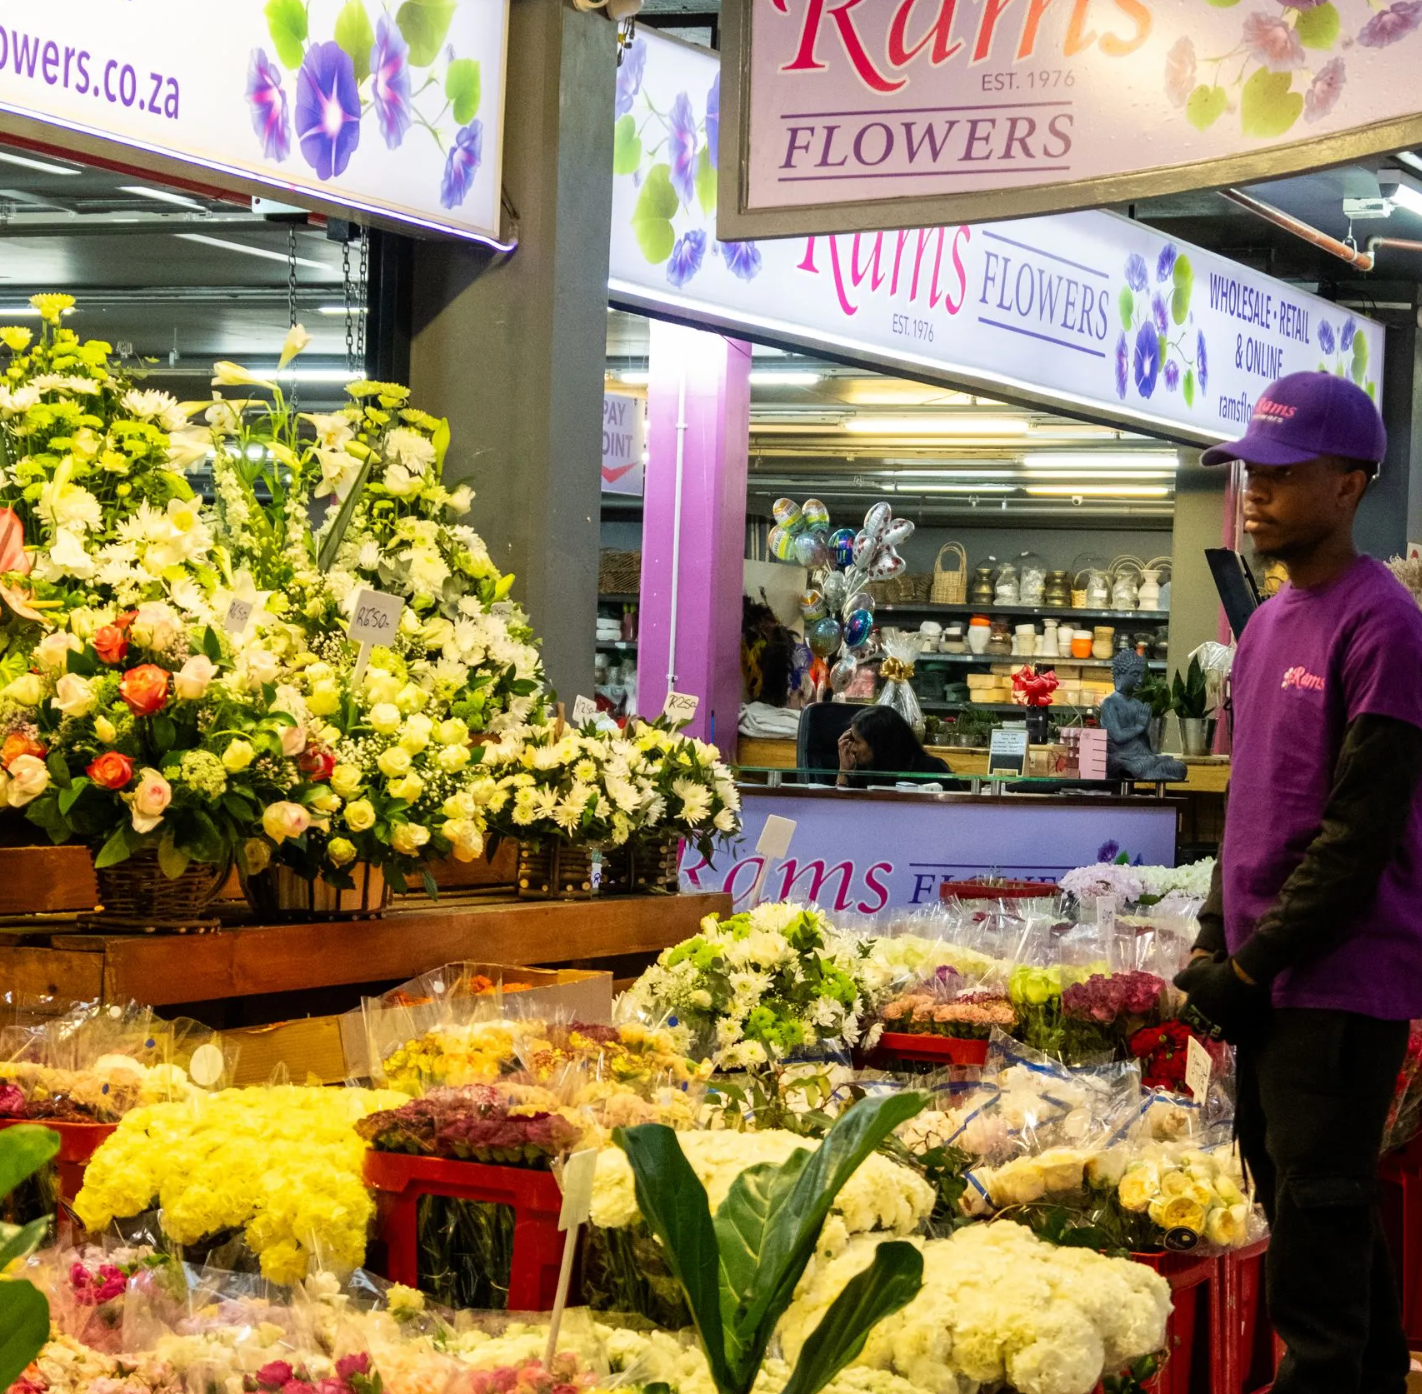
left=1366, top=237, right=1422, bottom=260
left=1221, top=189, right=1375, bottom=272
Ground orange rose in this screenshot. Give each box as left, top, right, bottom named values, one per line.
left=118, top=664, right=169, bottom=717
left=86, top=751, right=134, bottom=791
left=92, top=625, right=129, bottom=665
left=0, top=731, right=45, bottom=771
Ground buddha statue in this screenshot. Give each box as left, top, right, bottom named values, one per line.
left=1101, top=652, right=1187, bottom=783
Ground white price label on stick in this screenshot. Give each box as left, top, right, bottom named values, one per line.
left=350, top=588, right=406, bottom=644
left=1096, top=895, right=1117, bottom=937
left=756, top=815, right=796, bottom=860
left=222, top=598, right=254, bottom=635
left=663, top=691, right=699, bottom=725
left=572, top=695, right=600, bottom=727
left=558, top=1148, right=598, bottom=1230
left=1185, top=1035, right=1213, bottom=1103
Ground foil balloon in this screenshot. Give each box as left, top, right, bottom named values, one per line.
left=846, top=589, right=874, bottom=617
left=809, top=615, right=844, bottom=658
left=802, top=498, right=831, bottom=530
left=852, top=529, right=873, bottom=565
left=870, top=551, right=906, bottom=580
left=768, top=524, right=797, bottom=562
left=772, top=498, right=806, bottom=534
left=844, top=607, right=874, bottom=650
left=794, top=530, right=831, bottom=569
left=799, top=588, right=827, bottom=622
left=863, top=501, right=893, bottom=541
left=828, top=527, right=857, bottom=569
left=883, top=517, right=915, bottom=548
left=821, top=572, right=847, bottom=611
left=829, top=654, right=857, bottom=693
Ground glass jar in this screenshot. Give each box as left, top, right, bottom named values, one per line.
left=994, top=561, right=1020, bottom=605
left=1017, top=552, right=1047, bottom=606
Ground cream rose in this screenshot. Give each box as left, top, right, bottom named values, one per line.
left=221, top=739, right=256, bottom=773
left=387, top=773, right=424, bottom=802
left=390, top=821, right=431, bottom=856
left=368, top=703, right=402, bottom=735
left=329, top=764, right=364, bottom=799
left=279, top=723, right=307, bottom=758
left=395, top=683, right=427, bottom=714
left=35, top=631, right=82, bottom=670
left=51, top=672, right=97, bottom=719
left=344, top=798, right=376, bottom=832
left=126, top=768, right=172, bottom=833
left=306, top=680, right=341, bottom=717
left=174, top=654, right=218, bottom=700
left=398, top=713, right=434, bottom=754
left=376, top=747, right=412, bottom=778
left=242, top=838, right=272, bottom=875
left=261, top=801, right=311, bottom=843
left=5, top=754, right=51, bottom=808
left=94, top=715, right=118, bottom=745
left=243, top=648, right=280, bottom=688
left=2, top=673, right=44, bottom=707
left=435, top=744, right=471, bottom=774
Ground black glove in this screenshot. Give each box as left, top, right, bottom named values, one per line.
left=1173, top=957, right=1269, bottom=1045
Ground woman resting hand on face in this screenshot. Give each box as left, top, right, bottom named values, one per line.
left=836, top=706, right=954, bottom=788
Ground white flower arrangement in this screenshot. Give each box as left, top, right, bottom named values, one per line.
left=1116, top=1140, right=1253, bottom=1248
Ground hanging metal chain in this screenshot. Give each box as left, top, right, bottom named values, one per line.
left=342, top=238, right=355, bottom=374
left=357, top=228, right=369, bottom=368
left=286, top=226, right=298, bottom=328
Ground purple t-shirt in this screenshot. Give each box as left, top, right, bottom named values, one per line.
left=1224, top=555, right=1422, bottom=1018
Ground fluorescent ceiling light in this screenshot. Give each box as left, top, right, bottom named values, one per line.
left=1396, top=151, right=1422, bottom=177
left=1392, top=182, right=1422, bottom=217
left=880, top=469, right=1018, bottom=480
left=844, top=415, right=1031, bottom=437
left=0, top=306, right=73, bottom=318
left=0, top=150, right=82, bottom=175
left=317, top=304, right=368, bottom=316
left=1022, top=469, right=1177, bottom=481
left=174, top=233, right=328, bottom=269
left=1026, top=484, right=1172, bottom=498
left=916, top=483, right=1014, bottom=493
left=616, top=370, right=650, bottom=385
left=749, top=369, right=821, bottom=386
left=278, top=368, right=362, bottom=384
left=1028, top=452, right=1179, bottom=470
left=119, top=184, right=203, bottom=208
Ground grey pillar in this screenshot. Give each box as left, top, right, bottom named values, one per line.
left=409, top=4, right=616, bottom=704
left=1168, top=447, right=1228, bottom=663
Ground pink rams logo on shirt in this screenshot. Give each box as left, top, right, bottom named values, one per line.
left=1281, top=666, right=1326, bottom=693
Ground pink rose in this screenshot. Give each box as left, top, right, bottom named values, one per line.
left=255, top=1362, right=294, bottom=1391
left=174, top=653, right=218, bottom=700
left=125, top=768, right=172, bottom=833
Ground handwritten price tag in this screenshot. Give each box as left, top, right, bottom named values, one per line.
left=222, top=598, right=254, bottom=635
left=1096, top=895, right=1117, bottom=936
left=350, top=588, right=406, bottom=643
left=663, top=691, right=700, bottom=725
left=1185, top=1035, right=1212, bottom=1103
left=572, top=695, right=599, bottom=727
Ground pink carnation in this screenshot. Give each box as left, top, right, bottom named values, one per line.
left=1243, top=11, right=1305, bottom=69
left=335, top=1355, right=371, bottom=1381
left=255, top=1363, right=294, bottom=1391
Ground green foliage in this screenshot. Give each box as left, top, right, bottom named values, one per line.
left=1119, top=287, right=1134, bottom=332
left=396, top=0, right=457, bottom=68
left=335, top=1, right=376, bottom=83
left=0, top=1125, right=58, bottom=1389
left=1135, top=673, right=1173, bottom=721
left=633, top=165, right=680, bottom=265
left=1170, top=657, right=1210, bottom=720
left=446, top=59, right=482, bottom=125
left=615, top=1093, right=928, bottom=1394
left=1171, top=255, right=1194, bottom=326
left=696, top=146, right=717, bottom=217
left=264, top=0, right=308, bottom=68
left=614, top=116, right=643, bottom=177
left=1240, top=69, right=1302, bottom=139
left=1186, top=85, right=1228, bottom=131
left=1296, top=3, right=1339, bottom=48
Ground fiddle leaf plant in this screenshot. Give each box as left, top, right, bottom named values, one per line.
left=0, top=1125, right=59, bottom=1389
left=614, top=1091, right=928, bottom=1394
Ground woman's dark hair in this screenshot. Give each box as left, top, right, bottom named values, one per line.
left=850, top=706, right=940, bottom=774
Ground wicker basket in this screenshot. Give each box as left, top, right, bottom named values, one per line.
left=932, top=543, right=968, bottom=604
left=623, top=832, right=683, bottom=895
left=598, top=550, right=641, bottom=596
left=86, top=851, right=229, bottom=932
left=240, top=863, right=389, bottom=920
left=517, top=841, right=598, bottom=900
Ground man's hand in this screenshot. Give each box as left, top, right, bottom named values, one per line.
left=1173, top=956, right=1268, bottom=1044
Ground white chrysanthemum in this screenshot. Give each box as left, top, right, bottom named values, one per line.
left=39, top=480, right=102, bottom=534
left=121, top=388, right=187, bottom=430
left=385, top=426, right=437, bottom=473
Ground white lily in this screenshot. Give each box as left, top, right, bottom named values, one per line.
left=278, top=322, right=311, bottom=369
left=212, top=361, right=278, bottom=391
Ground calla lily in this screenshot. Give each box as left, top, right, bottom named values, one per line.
left=278, top=323, right=311, bottom=369
left=212, top=361, right=278, bottom=391
left=167, top=426, right=213, bottom=471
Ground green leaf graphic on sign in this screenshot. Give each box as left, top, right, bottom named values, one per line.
left=396, top=0, right=457, bottom=67
left=1172, top=255, right=1194, bottom=325
left=1367, top=380, right=1377, bottom=400
left=265, top=0, right=308, bottom=69
left=446, top=59, right=481, bottom=124
left=1186, top=85, right=1229, bottom=131
left=1183, top=370, right=1196, bottom=407
left=335, top=1, right=375, bottom=82
left=696, top=145, right=717, bottom=216
left=1297, top=3, right=1340, bottom=49
left=633, top=165, right=679, bottom=266
left=1352, top=333, right=1369, bottom=385
left=1205, top=0, right=1241, bottom=6
left=614, top=116, right=643, bottom=176
left=1119, top=287, right=1134, bottom=332
left=1241, top=69, right=1303, bottom=138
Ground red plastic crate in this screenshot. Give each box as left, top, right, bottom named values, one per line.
left=940, top=878, right=1058, bottom=903
left=867, top=1033, right=990, bottom=1068
left=0, top=1118, right=116, bottom=1205
left=1213, top=1238, right=1281, bottom=1394
left=364, top=1152, right=565, bottom=1310
left=1129, top=1251, right=1216, bottom=1394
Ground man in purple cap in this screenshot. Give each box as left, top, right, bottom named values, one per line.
left=1175, top=370, right=1422, bottom=1394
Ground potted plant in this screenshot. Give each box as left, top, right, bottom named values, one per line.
left=1135, top=672, right=1173, bottom=752
left=1169, top=657, right=1215, bottom=757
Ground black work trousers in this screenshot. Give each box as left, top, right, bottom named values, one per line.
left=1236, top=1008, right=1411, bottom=1394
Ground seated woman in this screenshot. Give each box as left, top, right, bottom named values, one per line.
left=836, top=706, right=959, bottom=788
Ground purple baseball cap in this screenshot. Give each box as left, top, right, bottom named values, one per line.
left=1200, top=371, right=1386, bottom=468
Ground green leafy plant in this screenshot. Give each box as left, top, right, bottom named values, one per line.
left=614, top=1093, right=928, bottom=1394
left=1169, top=658, right=1210, bottom=720
left=1135, top=673, right=1173, bottom=721
left=0, top=1125, right=59, bottom=1388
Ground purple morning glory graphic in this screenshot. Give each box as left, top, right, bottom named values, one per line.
left=615, top=38, right=647, bottom=119
left=720, top=240, right=763, bottom=282
left=295, top=42, right=361, bottom=181
left=1114, top=334, right=1129, bottom=400
left=667, top=230, right=707, bottom=288
left=668, top=92, right=698, bottom=207
left=706, top=74, right=720, bottom=171
left=1164, top=360, right=1181, bottom=393
left=371, top=16, right=412, bottom=151
left=440, top=121, right=483, bottom=209
left=1318, top=321, right=1336, bottom=354
left=246, top=49, right=291, bottom=163
left=1133, top=323, right=1161, bottom=398
left=1359, top=1, right=1422, bottom=47
left=1342, top=317, right=1357, bottom=350
left=1125, top=254, right=1149, bottom=293
left=1156, top=245, right=1177, bottom=284
left=1151, top=295, right=1169, bottom=336
left=1097, top=839, right=1120, bottom=863
left=1197, top=332, right=1209, bottom=393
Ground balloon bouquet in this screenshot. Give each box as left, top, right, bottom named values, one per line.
left=767, top=497, right=915, bottom=697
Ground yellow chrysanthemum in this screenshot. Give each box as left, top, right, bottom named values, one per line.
left=29, top=292, right=75, bottom=323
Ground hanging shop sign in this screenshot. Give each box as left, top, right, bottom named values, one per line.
left=717, top=0, right=1422, bottom=239
left=679, top=789, right=1177, bottom=911
left=610, top=32, right=1385, bottom=445
left=602, top=392, right=647, bottom=496
left=0, top=0, right=509, bottom=245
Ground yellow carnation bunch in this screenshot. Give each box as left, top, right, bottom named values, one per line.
left=74, top=1084, right=402, bottom=1284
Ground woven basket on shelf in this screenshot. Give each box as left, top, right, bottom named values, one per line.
left=598, top=550, right=642, bottom=595
left=517, top=840, right=599, bottom=900
left=240, top=863, right=389, bottom=920
left=85, top=851, right=229, bottom=933
left=932, top=543, right=968, bottom=604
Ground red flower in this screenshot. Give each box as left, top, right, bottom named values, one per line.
left=87, top=751, right=135, bottom=791
left=298, top=747, right=336, bottom=782
left=0, top=731, right=46, bottom=771
left=118, top=664, right=170, bottom=716
left=255, top=1362, right=294, bottom=1391
left=92, top=625, right=129, bottom=665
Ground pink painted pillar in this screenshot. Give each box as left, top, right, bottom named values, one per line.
left=637, top=323, right=751, bottom=749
